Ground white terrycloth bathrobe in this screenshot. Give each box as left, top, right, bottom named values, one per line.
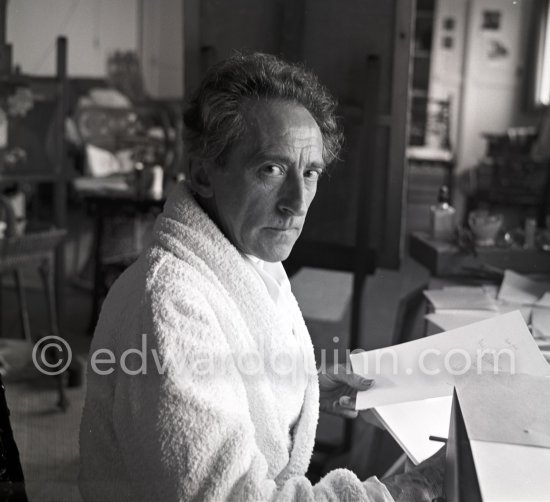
left=79, top=182, right=393, bottom=502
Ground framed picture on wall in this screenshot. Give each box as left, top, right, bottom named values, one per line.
left=482, top=10, right=501, bottom=31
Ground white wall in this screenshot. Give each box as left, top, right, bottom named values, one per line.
left=140, top=0, right=183, bottom=98
left=456, top=0, right=536, bottom=173
left=431, top=0, right=538, bottom=174
left=7, top=0, right=138, bottom=77
left=429, top=0, right=469, bottom=151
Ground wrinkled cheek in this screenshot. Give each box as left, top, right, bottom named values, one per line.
left=242, top=224, right=265, bottom=253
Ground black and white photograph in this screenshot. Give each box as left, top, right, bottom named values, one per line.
left=0, top=0, right=549, bottom=501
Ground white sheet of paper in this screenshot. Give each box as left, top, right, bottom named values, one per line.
left=425, top=302, right=531, bottom=333
left=455, top=372, right=550, bottom=448
left=470, top=441, right=550, bottom=501
left=482, top=284, right=499, bottom=299
left=498, top=270, right=550, bottom=305
left=424, top=288, right=498, bottom=311
left=350, top=311, right=550, bottom=410
left=369, top=396, right=452, bottom=465
left=85, top=144, right=120, bottom=177
left=494, top=301, right=532, bottom=322
left=442, top=286, right=486, bottom=294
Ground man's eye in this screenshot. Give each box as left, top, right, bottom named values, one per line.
left=262, top=165, right=284, bottom=176
left=304, top=169, right=322, bottom=181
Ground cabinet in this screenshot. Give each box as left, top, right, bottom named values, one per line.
left=409, top=0, right=436, bottom=147
left=406, top=0, right=455, bottom=234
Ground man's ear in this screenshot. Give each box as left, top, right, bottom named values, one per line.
left=188, top=159, right=215, bottom=198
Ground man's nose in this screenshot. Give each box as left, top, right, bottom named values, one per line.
left=277, top=172, right=307, bottom=217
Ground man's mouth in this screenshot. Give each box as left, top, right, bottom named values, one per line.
left=266, top=226, right=299, bottom=232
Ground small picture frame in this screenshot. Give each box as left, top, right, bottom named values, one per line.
left=443, top=17, right=455, bottom=31
left=482, top=10, right=501, bottom=31
left=443, top=36, right=454, bottom=49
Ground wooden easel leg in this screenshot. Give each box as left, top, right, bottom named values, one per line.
left=13, top=270, right=32, bottom=343
left=39, top=258, right=68, bottom=411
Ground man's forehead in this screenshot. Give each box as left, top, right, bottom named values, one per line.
left=239, top=99, right=323, bottom=152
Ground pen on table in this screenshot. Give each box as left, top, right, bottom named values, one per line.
left=429, top=435, right=447, bottom=443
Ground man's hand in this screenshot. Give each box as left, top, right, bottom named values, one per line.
left=318, top=364, right=374, bottom=418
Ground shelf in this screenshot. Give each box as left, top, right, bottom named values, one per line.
left=0, top=171, right=62, bottom=183
left=0, top=74, right=29, bottom=87
left=407, top=146, right=454, bottom=163
left=410, top=232, right=550, bottom=275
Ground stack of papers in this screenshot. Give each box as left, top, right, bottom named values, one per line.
left=350, top=312, right=550, bottom=464
left=425, top=271, right=550, bottom=362
left=424, top=286, right=499, bottom=334
left=454, top=372, right=550, bottom=501
left=497, top=270, right=550, bottom=305
left=424, top=287, right=498, bottom=312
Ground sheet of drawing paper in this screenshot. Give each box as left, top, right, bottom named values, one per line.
left=498, top=270, right=550, bottom=305
left=494, top=301, right=532, bottom=322
left=351, top=311, right=550, bottom=410
left=424, top=288, right=498, bottom=311
left=470, top=441, right=550, bottom=501
left=454, top=372, right=550, bottom=448
left=369, top=395, right=452, bottom=465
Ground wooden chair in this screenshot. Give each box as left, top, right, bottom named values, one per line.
left=0, top=195, right=68, bottom=410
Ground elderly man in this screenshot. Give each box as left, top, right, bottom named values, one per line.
left=79, top=53, right=443, bottom=501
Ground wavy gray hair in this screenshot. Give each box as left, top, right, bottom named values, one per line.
left=183, top=52, right=343, bottom=167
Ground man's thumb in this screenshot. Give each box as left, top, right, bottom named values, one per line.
left=340, top=371, right=374, bottom=391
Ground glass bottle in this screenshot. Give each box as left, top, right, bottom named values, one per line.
left=0, top=106, right=7, bottom=149
left=430, top=185, right=456, bottom=242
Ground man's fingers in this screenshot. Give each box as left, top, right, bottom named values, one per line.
left=339, top=396, right=356, bottom=409
left=332, top=400, right=359, bottom=419
left=338, top=371, right=374, bottom=391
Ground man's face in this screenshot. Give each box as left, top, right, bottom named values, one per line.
left=203, top=99, right=325, bottom=262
